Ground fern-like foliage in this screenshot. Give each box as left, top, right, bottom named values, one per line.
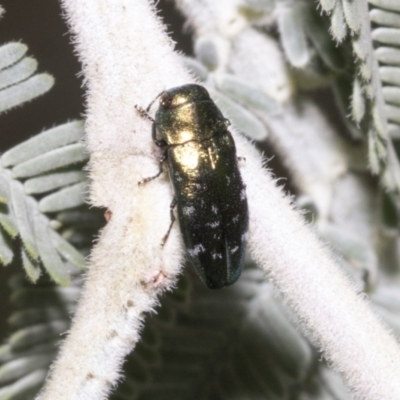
left=0, top=121, right=88, bottom=284
left=0, top=42, right=53, bottom=114
left=0, top=22, right=94, bottom=398
left=315, top=0, right=400, bottom=191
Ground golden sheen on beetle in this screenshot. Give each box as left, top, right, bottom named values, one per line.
left=136, top=84, right=249, bottom=289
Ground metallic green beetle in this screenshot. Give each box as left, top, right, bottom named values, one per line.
left=137, top=84, right=249, bottom=289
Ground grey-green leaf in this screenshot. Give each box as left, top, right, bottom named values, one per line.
left=0, top=73, right=54, bottom=113
left=32, top=205, right=70, bottom=286
left=0, top=369, right=47, bottom=400
left=370, top=8, right=400, bottom=28
left=0, top=43, right=28, bottom=71
left=303, top=4, right=345, bottom=71
left=39, top=181, right=88, bottom=213
left=214, top=73, right=279, bottom=114
left=208, top=88, right=268, bottom=141
left=194, top=36, right=220, bottom=71
left=330, top=0, right=347, bottom=42
left=50, top=229, right=86, bottom=269
left=351, top=76, right=365, bottom=122
left=277, top=3, right=309, bottom=67
left=0, top=170, right=9, bottom=204
left=9, top=321, right=69, bottom=350
left=0, top=353, right=54, bottom=384
left=368, top=131, right=381, bottom=174
left=0, top=227, right=13, bottom=266
left=383, top=86, right=400, bottom=105
left=375, top=47, right=400, bottom=66
left=319, top=0, right=337, bottom=13
left=2, top=121, right=85, bottom=168
left=372, top=28, right=400, bottom=46
left=386, top=104, right=400, bottom=124
left=11, top=143, right=88, bottom=179
left=0, top=213, right=18, bottom=238
left=388, top=123, right=400, bottom=138
left=0, top=57, right=38, bottom=91
left=181, top=56, right=208, bottom=82
left=21, top=248, right=41, bottom=283
left=368, top=0, right=400, bottom=12
left=342, top=0, right=362, bottom=32
left=8, top=177, right=39, bottom=260
left=379, top=66, right=400, bottom=86
left=24, top=171, right=86, bottom=195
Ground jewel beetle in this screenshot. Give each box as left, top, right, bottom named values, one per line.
left=136, top=84, right=249, bottom=289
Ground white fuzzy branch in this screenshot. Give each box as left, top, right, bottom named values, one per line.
left=36, top=0, right=400, bottom=399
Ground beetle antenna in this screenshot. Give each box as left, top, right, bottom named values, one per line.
left=134, top=105, right=155, bottom=123
left=146, top=92, right=163, bottom=112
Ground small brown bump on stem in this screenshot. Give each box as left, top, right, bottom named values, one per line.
left=153, top=271, right=167, bottom=287
left=104, top=210, right=112, bottom=222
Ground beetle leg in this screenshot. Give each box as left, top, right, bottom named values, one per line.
left=134, top=105, right=155, bottom=123
left=152, top=123, right=167, bottom=148
left=161, top=197, right=177, bottom=246
left=138, top=151, right=168, bottom=185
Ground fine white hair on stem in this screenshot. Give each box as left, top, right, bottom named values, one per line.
left=36, top=0, right=400, bottom=399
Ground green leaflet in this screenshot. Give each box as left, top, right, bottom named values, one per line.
left=342, top=0, right=362, bottom=33
left=317, top=0, right=400, bottom=192
left=351, top=77, right=366, bottom=123
left=9, top=321, right=69, bottom=350
left=375, top=47, right=400, bottom=66
left=277, top=2, right=309, bottom=68
left=0, top=43, right=27, bottom=71
left=0, top=73, right=54, bottom=113
left=318, top=221, right=378, bottom=274
left=207, top=87, right=268, bottom=141
left=368, top=0, right=400, bottom=12
left=386, top=104, right=400, bottom=124
left=0, top=226, right=13, bottom=266
left=24, top=171, right=86, bottom=195
left=0, top=353, right=55, bottom=385
left=0, top=170, right=9, bottom=204
left=379, top=66, right=400, bottom=86
left=383, top=87, right=400, bottom=105
left=0, top=213, right=18, bottom=239
left=0, top=370, right=47, bottom=400
left=319, top=0, right=337, bottom=12
left=302, top=3, right=346, bottom=72
left=370, top=8, right=400, bottom=28
left=39, top=181, right=88, bottom=213
left=0, top=117, right=90, bottom=284
left=8, top=176, right=39, bottom=261
left=194, top=36, right=221, bottom=71
left=214, top=73, right=279, bottom=114
left=10, top=287, right=81, bottom=309
left=9, top=308, right=73, bottom=330
left=2, top=121, right=85, bottom=168
left=49, top=230, right=86, bottom=270
left=330, top=0, right=347, bottom=42
left=11, top=143, right=88, bottom=179
left=0, top=57, right=38, bottom=91
left=21, top=249, right=41, bottom=283
left=372, top=28, right=400, bottom=46
left=31, top=207, right=70, bottom=286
